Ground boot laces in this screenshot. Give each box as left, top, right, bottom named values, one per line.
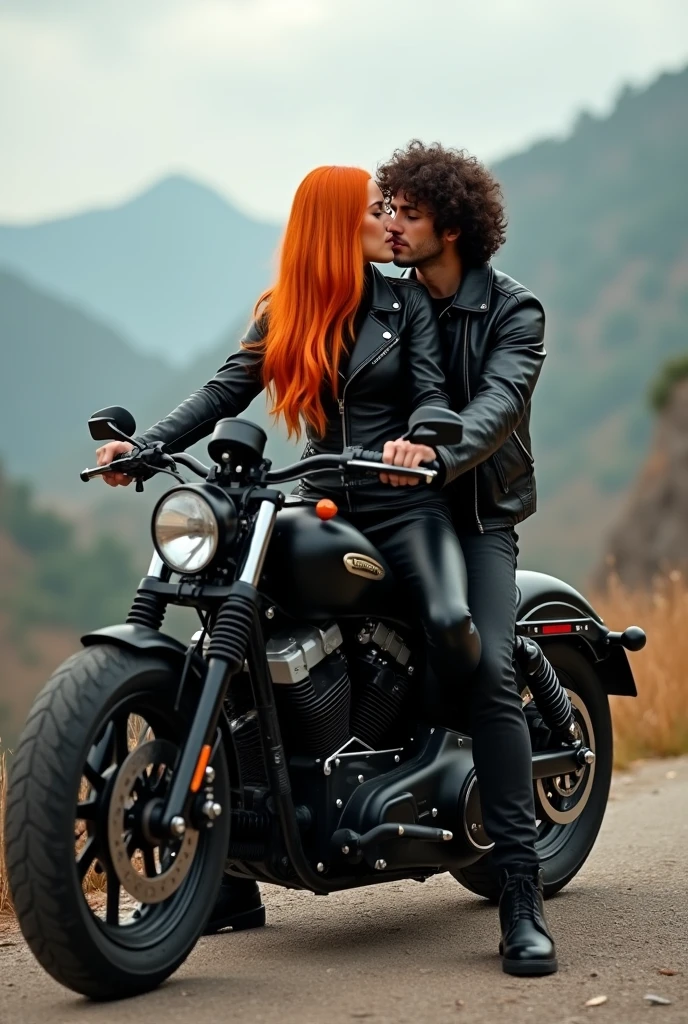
left=504, top=874, right=539, bottom=921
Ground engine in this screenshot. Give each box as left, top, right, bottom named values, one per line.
left=265, top=619, right=414, bottom=760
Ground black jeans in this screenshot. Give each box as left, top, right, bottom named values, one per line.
left=351, top=501, right=538, bottom=872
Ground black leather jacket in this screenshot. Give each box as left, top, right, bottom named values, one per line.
left=406, top=264, right=546, bottom=533
left=135, top=266, right=450, bottom=512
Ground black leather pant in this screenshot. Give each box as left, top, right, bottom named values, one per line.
left=351, top=501, right=482, bottom=679
left=351, top=500, right=538, bottom=872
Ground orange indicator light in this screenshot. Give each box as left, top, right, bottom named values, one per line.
left=315, top=499, right=338, bottom=520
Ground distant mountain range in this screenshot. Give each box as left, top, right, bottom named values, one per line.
left=2, top=64, right=687, bottom=585
left=0, top=176, right=281, bottom=365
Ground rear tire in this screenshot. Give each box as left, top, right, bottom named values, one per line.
left=4, top=644, right=231, bottom=1000
left=453, top=644, right=613, bottom=902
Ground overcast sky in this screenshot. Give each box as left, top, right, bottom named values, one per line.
left=2, top=0, right=688, bottom=224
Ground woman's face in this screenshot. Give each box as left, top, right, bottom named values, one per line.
left=360, top=179, right=394, bottom=263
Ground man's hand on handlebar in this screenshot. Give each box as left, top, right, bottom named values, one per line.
left=380, top=438, right=437, bottom=487
left=96, top=441, right=135, bottom=487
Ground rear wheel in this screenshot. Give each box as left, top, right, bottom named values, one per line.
left=452, top=644, right=612, bottom=902
left=4, top=644, right=230, bottom=1000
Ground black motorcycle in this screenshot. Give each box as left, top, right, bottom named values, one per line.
left=4, top=406, right=645, bottom=1000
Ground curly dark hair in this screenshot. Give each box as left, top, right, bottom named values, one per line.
left=376, top=140, right=507, bottom=266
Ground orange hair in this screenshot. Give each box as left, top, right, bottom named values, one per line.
left=251, top=166, right=370, bottom=439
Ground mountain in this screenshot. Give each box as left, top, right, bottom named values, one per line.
left=0, top=176, right=281, bottom=365
left=0, top=268, right=175, bottom=486
left=491, top=66, right=688, bottom=584
left=3, top=66, right=688, bottom=585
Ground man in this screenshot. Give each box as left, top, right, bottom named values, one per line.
left=206, top=141, right=556, bottom=977
left=375, top=139, right=556, bottom=975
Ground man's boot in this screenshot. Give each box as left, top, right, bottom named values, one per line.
left=204, top=875, right=266, bottom=935
left=498, top=865, right=558, bottom=975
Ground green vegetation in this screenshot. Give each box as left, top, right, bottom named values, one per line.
left=0, top=464, right=139, bottom=633
left=648, top=354, right=688, bottom=412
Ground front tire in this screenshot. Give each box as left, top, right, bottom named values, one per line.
left=453, top=644, right=613, bottom=902
left=4, top=644, right=231, bottom=1000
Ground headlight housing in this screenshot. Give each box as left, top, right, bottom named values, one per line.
left=151, top=484, right=237, bottom=574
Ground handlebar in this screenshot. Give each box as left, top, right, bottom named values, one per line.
left=81, top=447, right=439, bottom=487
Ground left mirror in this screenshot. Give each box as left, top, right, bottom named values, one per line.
left=88, top=406, right=137, bottom=443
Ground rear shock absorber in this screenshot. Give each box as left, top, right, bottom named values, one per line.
left=514, top=636, right=576, bottom=741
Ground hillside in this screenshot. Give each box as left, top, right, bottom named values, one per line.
left=0, top=269, right=175, bottom=487
left=0, top=465, right=142, bottom=745
left=493, top=67, right=688, bottom=582
left=593, top=369, right=688, bottom=588
left=0, top=176, right=281, bottom=364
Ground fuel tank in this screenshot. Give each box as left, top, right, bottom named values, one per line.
left=261, top=499, right=403, bottom=622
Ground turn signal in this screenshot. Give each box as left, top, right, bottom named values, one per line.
left=315, top=499, right=338, bottom=520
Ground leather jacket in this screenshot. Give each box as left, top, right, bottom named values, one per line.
left=135, top=266, right=450, bottom=512
left=406, top=264, right=546, bottom=533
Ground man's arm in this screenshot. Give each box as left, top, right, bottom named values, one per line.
left=437, top=291, right=545, bottom=484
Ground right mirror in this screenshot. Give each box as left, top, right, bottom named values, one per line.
left=406, top=406, right=463, bottom=447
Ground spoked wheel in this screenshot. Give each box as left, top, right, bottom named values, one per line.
left=4, top=644, right=230, bottom=1000
left=452, top=644, right=613, bottom=902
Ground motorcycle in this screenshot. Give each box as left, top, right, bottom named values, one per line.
left=4, top=406, right=645, bottom=1000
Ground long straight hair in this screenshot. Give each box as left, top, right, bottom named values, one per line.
left=251, top=166, right=370, bottom=439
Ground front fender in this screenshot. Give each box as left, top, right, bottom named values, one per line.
left=81, top=623, right=197, bottom=672
left=516, top=570, right=637, bottom=697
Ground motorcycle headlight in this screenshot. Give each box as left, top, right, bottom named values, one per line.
left=152, top=485, right=236, bottom=574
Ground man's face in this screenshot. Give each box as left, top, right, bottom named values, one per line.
left=389, top=191, right=444, bottom=268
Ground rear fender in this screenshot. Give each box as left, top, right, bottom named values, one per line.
left=515, top=570, right=637, bottom=697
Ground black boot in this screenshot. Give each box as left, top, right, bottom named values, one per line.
left=498, top=866, right=558, bottom=975
left=204, top=876, right=266, bottom=936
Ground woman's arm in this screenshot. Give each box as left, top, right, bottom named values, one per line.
left=134, top=320, right=266, bottom=453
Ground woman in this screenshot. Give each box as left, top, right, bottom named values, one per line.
left=98, top=165, right=479, bottom=678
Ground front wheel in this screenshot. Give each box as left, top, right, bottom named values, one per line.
left=452, top=644, right=613, bottom=901
left=4, top=644, right=231, bottom=1000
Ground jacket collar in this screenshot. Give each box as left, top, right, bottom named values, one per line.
left=369, top=264, right=400, bottom=312
left=405, top=262, right=493, bottom=313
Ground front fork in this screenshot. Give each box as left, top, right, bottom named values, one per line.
left=152, top=501, right=277, bottom=838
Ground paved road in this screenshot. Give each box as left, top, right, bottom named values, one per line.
left=1, top=757, right=687, bottom=1024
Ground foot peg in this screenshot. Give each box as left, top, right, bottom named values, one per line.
left=332, top=822, right=452, bottom=864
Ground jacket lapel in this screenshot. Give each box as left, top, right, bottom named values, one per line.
left=344, top=267, right=400, bottom=378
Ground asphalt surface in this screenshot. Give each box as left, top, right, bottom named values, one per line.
left=1, top=756, right=686, bottom=1024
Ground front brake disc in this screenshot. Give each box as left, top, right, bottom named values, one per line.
left=107, top=739, right=199, bottom=904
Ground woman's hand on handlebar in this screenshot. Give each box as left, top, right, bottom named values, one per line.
left=96, top=440, right=135, bottom=487
left=380, top=438, right=437, bottom=486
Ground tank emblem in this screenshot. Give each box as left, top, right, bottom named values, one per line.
left=343, top=553, right=385, bottom=580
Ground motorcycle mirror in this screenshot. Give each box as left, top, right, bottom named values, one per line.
left=405, top=407, right=463, bottom=447
left=88, top=406, right=138, bottom=444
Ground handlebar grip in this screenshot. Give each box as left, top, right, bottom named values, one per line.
left=357, top=449, right=384, bottom=463
left=80, top=464, right=112, bottom=482
left=354, top=449, right=439, bottom=474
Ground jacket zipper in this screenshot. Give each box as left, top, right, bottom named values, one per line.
left=337, top=397, right=352, bottom=511
left=462, top=316, right=484, bottom=533
left=338, top=330, right=399, bottom=512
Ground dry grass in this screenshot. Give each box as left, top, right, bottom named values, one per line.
left=597, top=573, right=688, bottom=767
left=0, top=577, right=686, bottom=920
